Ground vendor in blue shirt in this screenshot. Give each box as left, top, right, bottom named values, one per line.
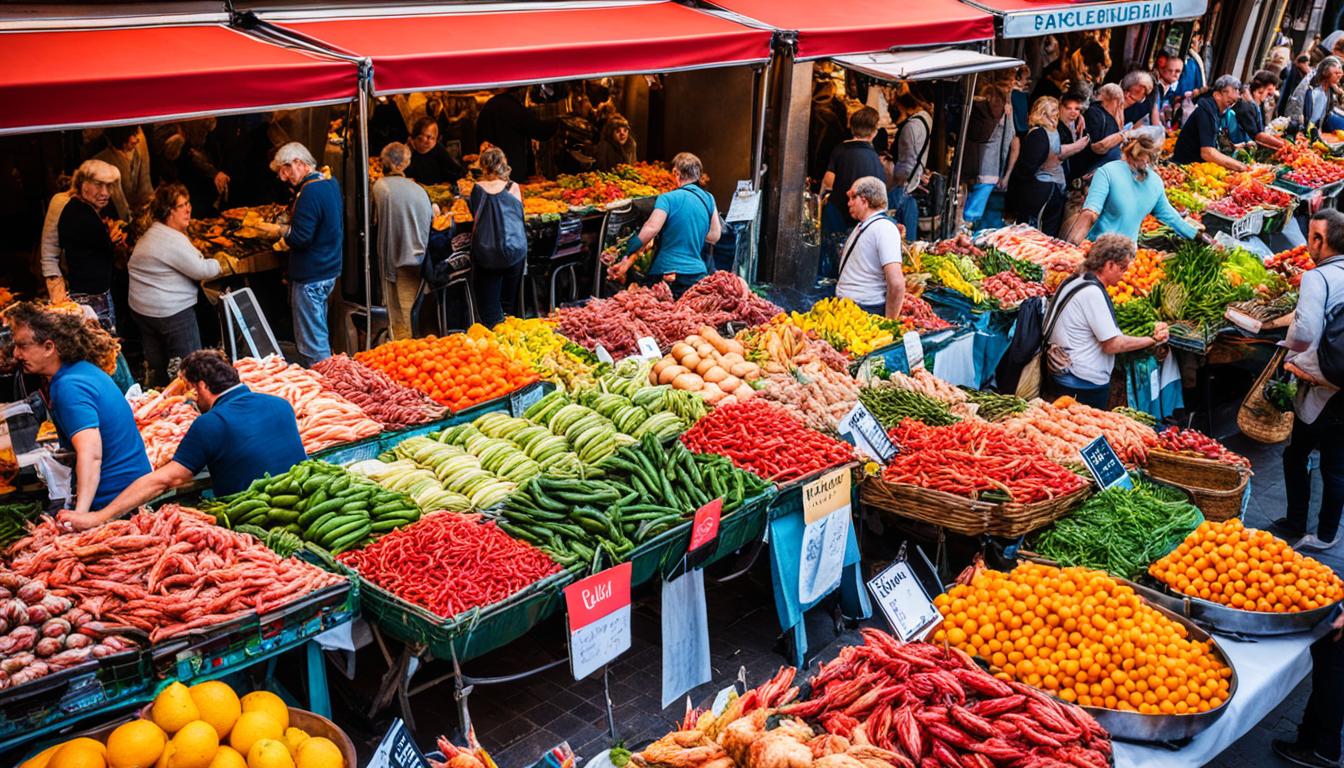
left=8, top=303, right=150, bottom=520
left=1065, top=129, right=1200, bottom=244
left=607, top=152, right=720, bottom=299
left=58, top=349, right=306, bottom=530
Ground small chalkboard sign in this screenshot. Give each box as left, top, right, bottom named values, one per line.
left=221, top=288, right=282, bottom=362
left=1080, top=435, right=1133, bottom=490
left=838, top=402, right=898, bottom=463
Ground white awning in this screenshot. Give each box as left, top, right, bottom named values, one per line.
left=833, top=48, right=1023, bottom=81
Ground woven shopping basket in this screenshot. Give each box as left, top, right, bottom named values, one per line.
left=1237, top=347, right=1294, bottom=444
left=1144, top=448, right=1251, bottom=522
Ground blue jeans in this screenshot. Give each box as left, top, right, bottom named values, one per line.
left=291, top=277, right=335, bottom=367
left=1047, top=371, right=1110, bottom=409
left=963, top=183, right=995, bottom=225
left=887, top=186, right=919, bottom=239
left=473, top=261, right=524, bottom=328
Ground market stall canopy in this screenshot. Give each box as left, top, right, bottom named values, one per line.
left=0, top=23, right=359, bottom=134
left=262, top=1, right=775, bottom=94
left=695, top=0, right=994, bottom=60
left=961, top=0, right=1209, bottom=39
left=835, top=49, right=1024, bottom=81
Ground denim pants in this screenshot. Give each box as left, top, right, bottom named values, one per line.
left=1047, top=371, right=1110, bottom=409
left=474, top=261, right=524, bottom=328
left=1283, top=398, right=1344, bottom=541
left=290, top=277, right=335, bottom=367
left=887, top=186, right=920, bottom=238
left=963, top=182, right=995, bottom=225
left=131, top=306, right=202, bottom=386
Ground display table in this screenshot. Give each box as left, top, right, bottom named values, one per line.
left=1113, top=623, right=1329, bottom=767
left=1121, top=352, right=1184, bottom=421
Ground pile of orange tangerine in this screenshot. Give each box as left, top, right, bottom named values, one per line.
left=933, top=562, right=1232, bottom=715
left=1149, top=518, right=1344, bottom=613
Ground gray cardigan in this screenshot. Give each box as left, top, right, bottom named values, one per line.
left=128, top=222, right=221, bottom=318
left=373, top=175, right=433, bottom=282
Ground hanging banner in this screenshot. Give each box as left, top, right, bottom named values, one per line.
left=994, top=0, right=1208, bottom=38
left=660, top=568, right=711, bottom=708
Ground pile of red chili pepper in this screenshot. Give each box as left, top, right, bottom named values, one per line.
left=883, top=419, right=1086, bottom=503
left=780, top=629, right=1112, bottom=768
left=337, top=512, right=561, bottom=618
left=680, top=399, right=855, bottom=482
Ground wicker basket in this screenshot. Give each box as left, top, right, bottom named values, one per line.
left=860, top=476, right=996, bottom=536
left=1184, top=470, right=1250, bottom=522
left=990, top=485, right=1092, bottom=537
left=1237, top=348, right=1294, bottom=444
left=1145, top=448, right=1248, bottom=489
left=860, top=476, right=1090, bottom=537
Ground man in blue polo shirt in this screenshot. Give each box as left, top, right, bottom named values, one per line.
left=9, top=303, right=150, bottom=516
left=58, top=349, right=306, bottom=530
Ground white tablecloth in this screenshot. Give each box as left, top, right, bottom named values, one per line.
left=1113, top=623, right=1329, bottom=767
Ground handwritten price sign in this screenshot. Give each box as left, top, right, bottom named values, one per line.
left=564, top=562, right=632, bottom=680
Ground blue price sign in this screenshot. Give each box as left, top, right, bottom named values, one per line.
left=1079, top=436, right=1133, bottom=490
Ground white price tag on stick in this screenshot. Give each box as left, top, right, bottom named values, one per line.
left=637, top=336, right=662, bottom=360
left=902, top=331, right=925, bottom=370
left=564, top=563, right=632, bottom=680
left=798, top=469, right=853, bottom=604
left=595, top=344, right=615, bottom=364
left=867, top=559, right=940, bottom=642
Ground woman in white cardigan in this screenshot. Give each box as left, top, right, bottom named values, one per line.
left=128, top=183, right=223, bottom=385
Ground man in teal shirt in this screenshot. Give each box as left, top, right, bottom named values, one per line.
left=1066, top=129, right=1199, bottom=244
left=607, top=152, right=721, bottom=298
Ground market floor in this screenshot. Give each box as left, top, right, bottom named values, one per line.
left=322, top=419, right=1342, bottom=768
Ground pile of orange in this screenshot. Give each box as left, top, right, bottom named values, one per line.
left=1108, top=248, right=1167, bottom=302
left=355, top=331, right=538, bottom=412
left=933, top=562, right=1232, bottom=715
left=1149, top=518, right=1344, bottom=613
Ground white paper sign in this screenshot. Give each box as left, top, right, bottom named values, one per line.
left=637, top=336, right=662, bottom=360
left=595, top=344, right=615, bottom=364
left=799, top=469, right=854, bottom=605
left=902, top=331, right=925, bottom=370
left=572, top=606, right=631, bottom=681
left=661, top=569, right=711, bottom=708
left=838, top=402, right=898, bottom=463
left=867, top=560, right=939, bottom=641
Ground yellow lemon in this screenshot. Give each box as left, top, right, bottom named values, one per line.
left=205, top=748, right=246, bottom=768
left=107, top=720, right=167, bottom=768
left=281, top=729, right=310, bottom=757
left=49, top=739, right=108, bottom=768
left=20, top=743, right=63, bottom=768
left=294, top=738, right=343, bottom=768
left=152, top=683, right=201, bottom=735
left=246, top=739, right=294, bottom=768
left=190, top=682, right=242, bottom=739
left=239, top=692, right=288, bottom=732
left=229, top=712, right=282, bottom=757
left=168, top=720, right=219, bottom=768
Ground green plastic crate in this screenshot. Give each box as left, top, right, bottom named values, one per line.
left=626, top=489, right=775, bottom=586
left=0, top=647, right=151, bottom=747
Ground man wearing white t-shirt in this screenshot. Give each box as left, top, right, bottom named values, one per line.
left=1045, top=234, right=1168, bottom=408
left=835, top=176, right=906, bottom=320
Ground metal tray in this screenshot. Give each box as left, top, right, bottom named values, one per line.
left=1082, top=596, right=1236, bottom=743
left=1127, top=578, right=1340, bottom=638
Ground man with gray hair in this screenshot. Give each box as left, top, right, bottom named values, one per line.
left=1120, top=70, right=1155, bottom=126
left=835, top=176, right=905, bottom=321
left=1170, top=75, right=1247, bottom=171
left=267, top=141, right=343, bottom=366
left=373, top=142, right=433, bottom=340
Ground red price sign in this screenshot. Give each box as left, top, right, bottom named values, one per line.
left=563, top=562, right=632, bottom=680
left=688, top=498, right=722, bottom=553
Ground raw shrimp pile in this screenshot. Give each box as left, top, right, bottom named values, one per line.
left=1001, top=397, right=1157, bottom=466
left=236, top=356, right=383, bottom=453
left=128, top=390, right=199, bottom=468
left=6, top=505, right=346, bottom=642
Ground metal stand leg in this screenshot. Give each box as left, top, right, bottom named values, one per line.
left=602, top=665, right=618, bottom=741
left=306, top=640, right=332, bottom=718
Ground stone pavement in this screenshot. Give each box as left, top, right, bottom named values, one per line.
left=320, top=403, right=1340, bottom=768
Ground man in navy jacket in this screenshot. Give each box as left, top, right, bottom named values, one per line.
left=271, top=142, right=343, bottom=366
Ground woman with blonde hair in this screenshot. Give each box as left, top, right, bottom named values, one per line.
left=1005, top=96, right=1089, bottom=235
left=1066, top=128, right=1200, bottom=244
left=469, top=146, right=526, bottom=326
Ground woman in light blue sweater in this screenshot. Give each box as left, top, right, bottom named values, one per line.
left=128, top=183, right=223, bottom=385
left=1066, top=129, right=1199, bottom=244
